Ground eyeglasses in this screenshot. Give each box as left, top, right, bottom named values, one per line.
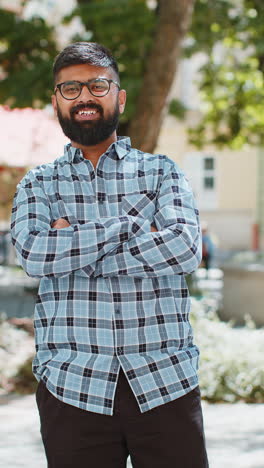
left=55, top=78, right=120, bottom=100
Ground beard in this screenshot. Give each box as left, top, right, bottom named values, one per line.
left=56, top=100, right=120, bottom=146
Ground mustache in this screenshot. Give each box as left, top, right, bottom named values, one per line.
left=70, top=102, right=104, bottom=117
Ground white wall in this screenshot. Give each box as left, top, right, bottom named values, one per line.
left=200, top=210, right=254, bottom=250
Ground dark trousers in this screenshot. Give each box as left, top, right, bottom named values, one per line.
left=36, top=368, right=209, bottom=467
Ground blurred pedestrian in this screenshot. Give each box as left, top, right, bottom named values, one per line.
left=0, top=229, right=8, bottom=265
left=11, top=42, right=208, bottom=468
left=201, top=222, right=215, bottom=272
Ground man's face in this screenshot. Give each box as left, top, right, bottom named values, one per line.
left=52, top=63, right=126, bottom=146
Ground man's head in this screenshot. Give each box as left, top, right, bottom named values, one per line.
left=52, top=42, right=126, bottom=148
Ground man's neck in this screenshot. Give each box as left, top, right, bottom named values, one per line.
left=71, top=133, right=117, bottom=168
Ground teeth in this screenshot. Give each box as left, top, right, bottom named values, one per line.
left=78, top=110, right=96, bottom=115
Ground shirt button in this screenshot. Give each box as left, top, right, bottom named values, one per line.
left=117, top=347, right=123, bottom=355
left=115, top=309, right=121, bottom=314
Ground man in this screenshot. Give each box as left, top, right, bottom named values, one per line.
left=202, top=222, right=215, bottom=273
left=11, top=42, right=208, bottom=467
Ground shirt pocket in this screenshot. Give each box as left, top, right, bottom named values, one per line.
left=121, top=191, right=157, bottom=221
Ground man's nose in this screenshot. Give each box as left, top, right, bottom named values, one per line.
left=79, top=84, right=94, bottom=100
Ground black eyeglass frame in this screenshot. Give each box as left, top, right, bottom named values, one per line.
left=55, top=78, right=121, bottom=100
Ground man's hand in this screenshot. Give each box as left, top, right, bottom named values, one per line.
left=52, top=218, right=155, bottom=232
left=52, top=218, right=71, bottom=229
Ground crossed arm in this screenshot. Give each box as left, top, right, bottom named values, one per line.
left=52, top=218, right=158, bottom=233
left=11, top=163, right=201, bottom=279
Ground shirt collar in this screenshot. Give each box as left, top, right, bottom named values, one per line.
left=64, top=136, right=131, bottom=164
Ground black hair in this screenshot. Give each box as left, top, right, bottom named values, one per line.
left=53, top=42, right=119, bottom=82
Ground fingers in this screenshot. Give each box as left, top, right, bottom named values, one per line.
left=51, top=218, right=71, bottom=229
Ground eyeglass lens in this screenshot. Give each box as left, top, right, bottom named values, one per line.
left=60, top=79, right=109, bottom=99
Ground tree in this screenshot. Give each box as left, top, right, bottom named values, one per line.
left=0, top=8, right=58, bottom=107
left=0, top=0, right=196, bottom=153
left=128, top=0, right=195, bottom=153
left=2, top=1, right=263, bottom=152
left=186, top=0, right=264, bottom=150
left=69, top=0, right=195, bottom=152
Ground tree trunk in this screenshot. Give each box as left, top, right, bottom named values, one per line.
left=128, top=0, right=195, bottom=153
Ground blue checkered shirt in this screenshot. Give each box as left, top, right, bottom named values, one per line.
left=11, top=137, right=201, bottom=415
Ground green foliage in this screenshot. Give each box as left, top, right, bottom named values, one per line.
left=169, top=98, right=187, bottom=120
left=0, top=1, right=156, bottom=119
left=0, top=9, right=58, bottom=108
left=65, top=0, right=157, bottom=123
left=187, top=0, right=264, bottom=149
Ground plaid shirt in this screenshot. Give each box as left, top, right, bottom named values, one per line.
left=11, top=137, right=201, bottom=415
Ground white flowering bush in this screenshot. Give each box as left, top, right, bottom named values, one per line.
left=190, top=298, right=264, bottom=402
left=0, top=315, right=35, bottom=394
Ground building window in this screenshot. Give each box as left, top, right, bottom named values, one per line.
left=204, top=176, right=215, bottom=189
left=204, top=157, right=214, bottom=171
left=182, top=152, right=217, bottom=210
left=203, top=156, right=215, bottom=190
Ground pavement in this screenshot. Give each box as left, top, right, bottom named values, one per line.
left=0, top=393, right=263, bottom=468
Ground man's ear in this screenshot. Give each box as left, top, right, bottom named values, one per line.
left=118, top=89, right=126, bottom=114
left=51, top=94, right=58, bottom=115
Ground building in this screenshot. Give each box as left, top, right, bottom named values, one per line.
left=156, top=55, right=257, bottom=251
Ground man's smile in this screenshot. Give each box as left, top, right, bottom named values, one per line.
left=74, top=107, right=100, bottom=121
left=70, top=103, right=103, bottom=122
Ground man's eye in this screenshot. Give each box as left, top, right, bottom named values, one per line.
left=67, top=86, right=79, bottom=93
left=91, top=82, right=108, bottom=91
left=63, top=83, right=80, bottom=93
